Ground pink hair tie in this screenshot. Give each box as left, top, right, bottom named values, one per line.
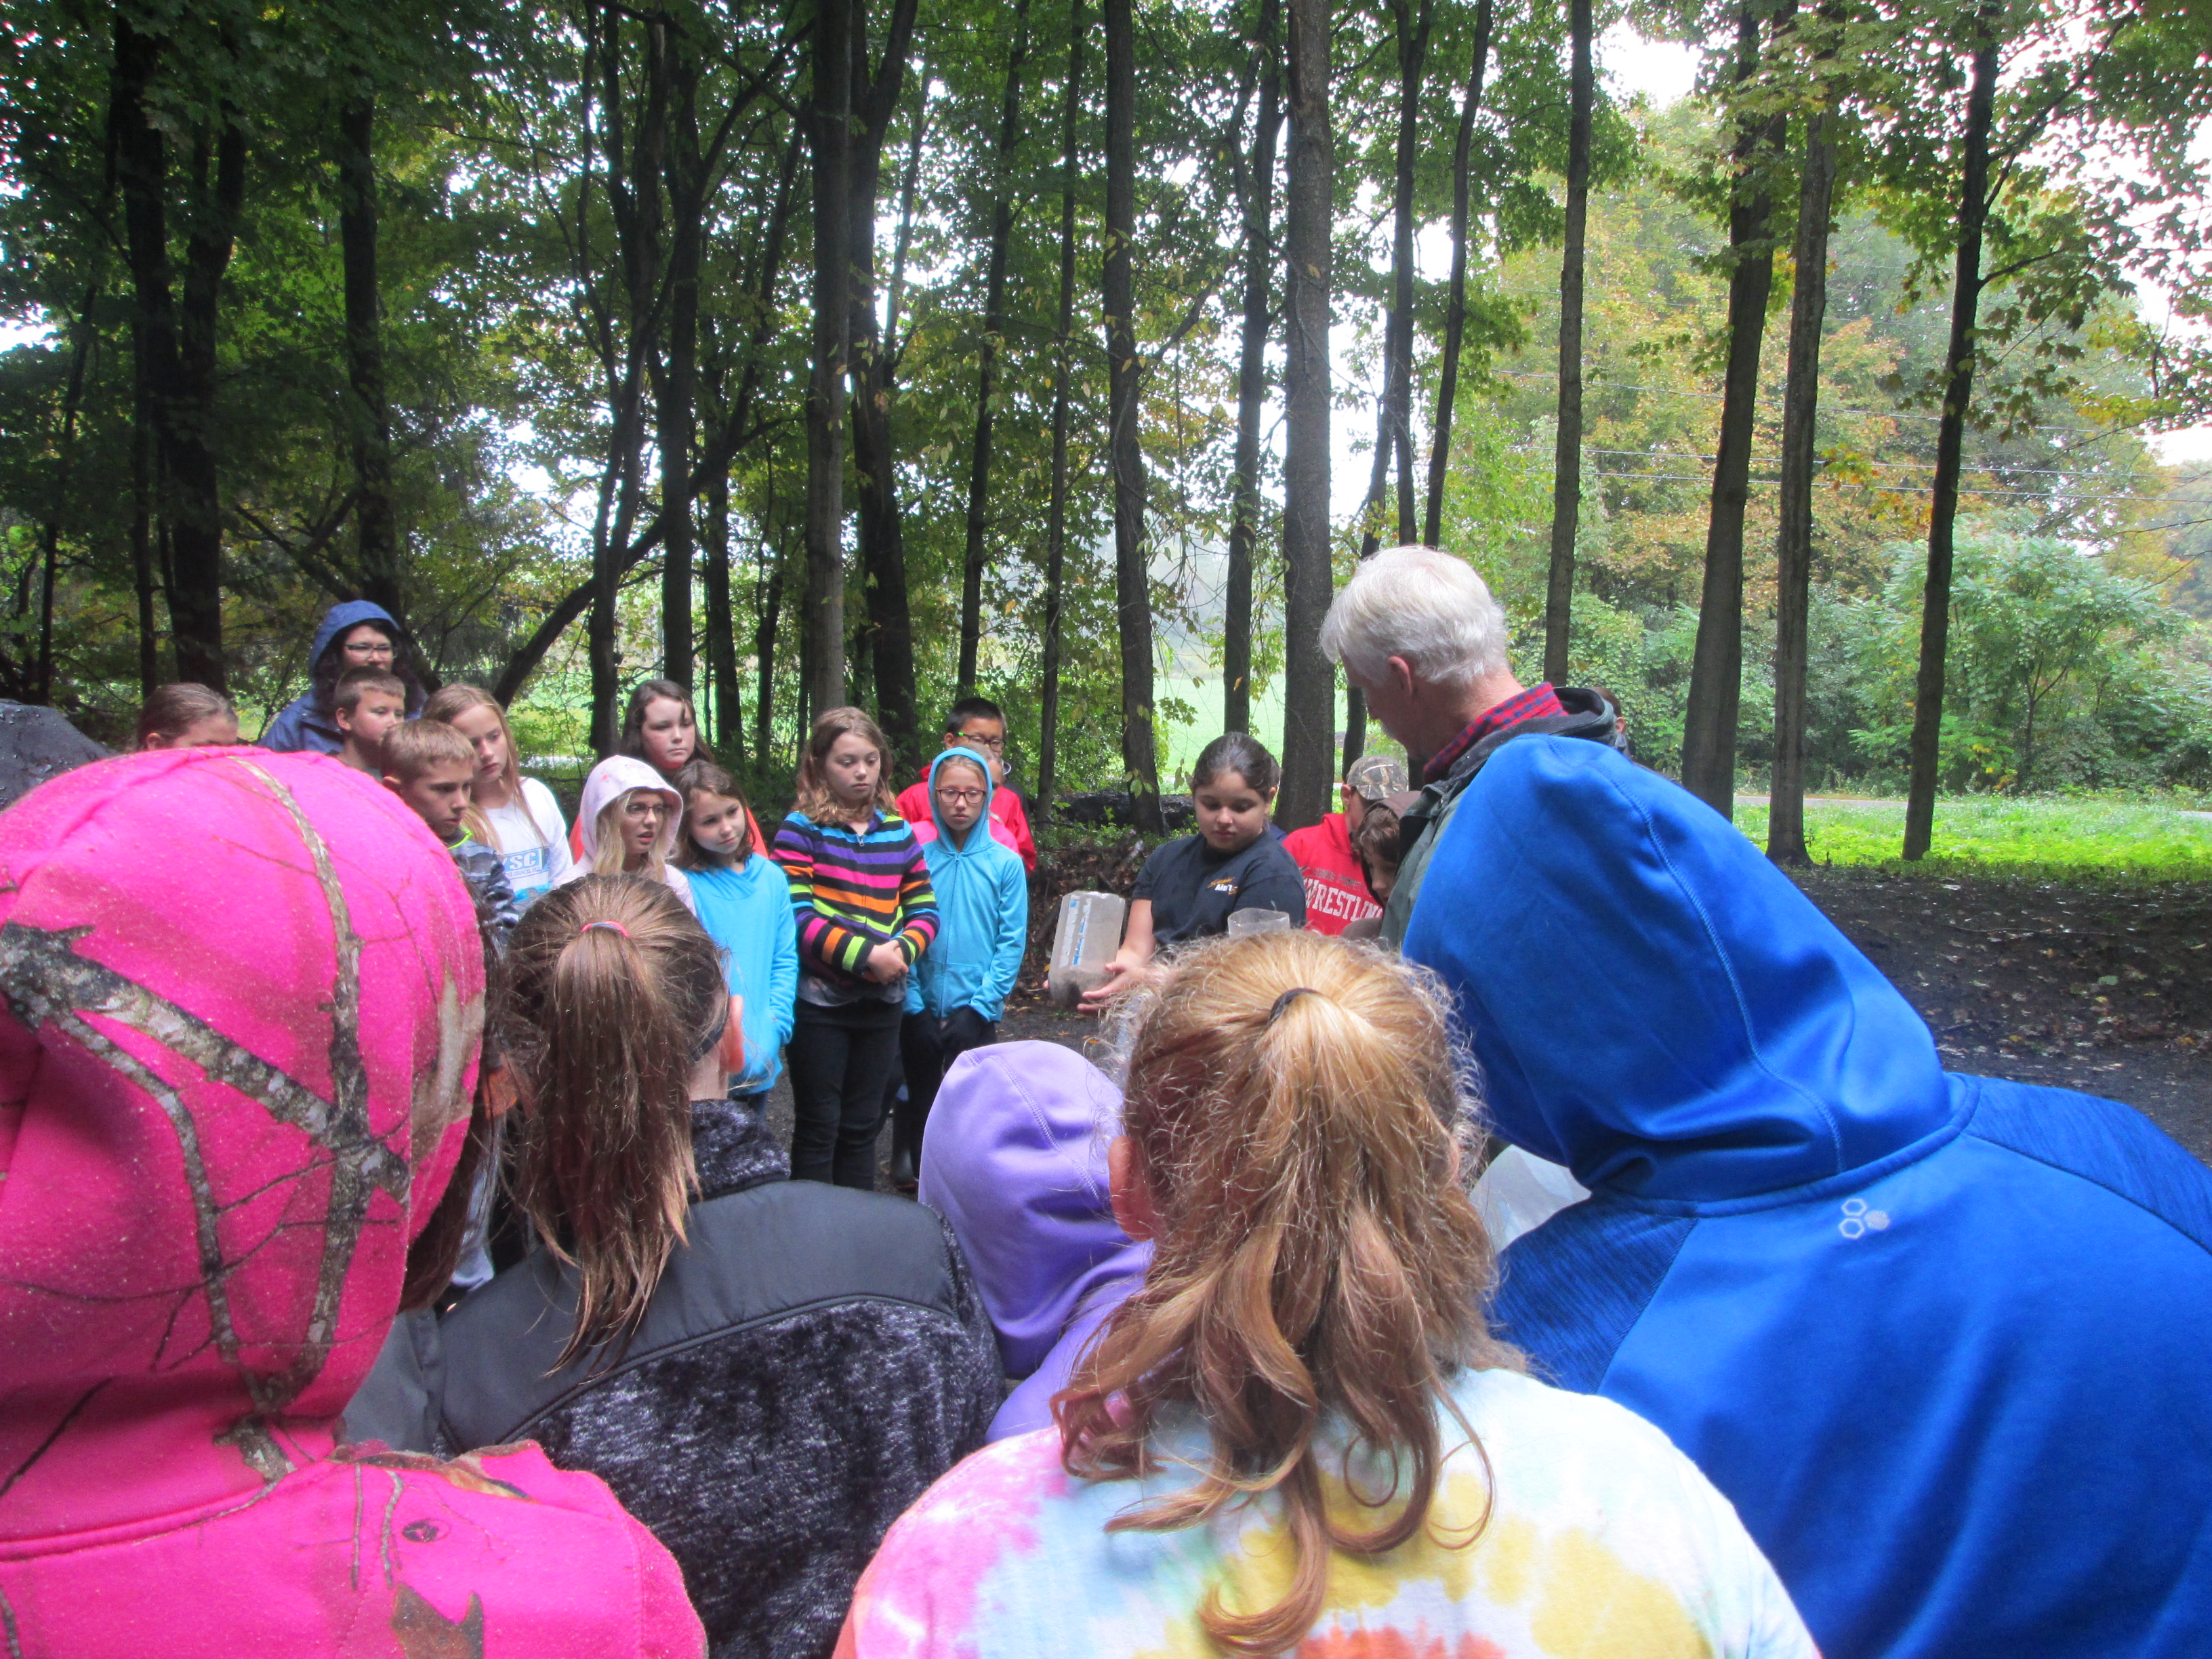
left=582, top=920, right=632, bottom=939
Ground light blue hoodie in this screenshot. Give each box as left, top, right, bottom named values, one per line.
left=689, top=847, right=800, bottom=1094
left=905, top=747, right=1027, bottom=1023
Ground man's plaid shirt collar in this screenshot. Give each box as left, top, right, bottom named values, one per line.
left=1422, top=682, right=1567, bottom=785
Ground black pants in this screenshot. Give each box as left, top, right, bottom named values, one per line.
left=896, top=1006, right=998, bottom=1164
left=787, top=996, right=904, bottom=1189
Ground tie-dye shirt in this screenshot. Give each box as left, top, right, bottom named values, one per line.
left=836, top=1367, right=1816, bottom=1659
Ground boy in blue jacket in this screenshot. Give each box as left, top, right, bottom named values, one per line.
left=895, top=746, right=1027, bottom=1188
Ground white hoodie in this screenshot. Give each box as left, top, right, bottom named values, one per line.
left=556, top=754, right=695, bottom=912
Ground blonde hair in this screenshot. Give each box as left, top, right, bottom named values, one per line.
left=422, top=683, right=521, bottom=848
left=378, top=718, right=472, bottom=785
left=794, top=705, right=898, bottom=824
left=1060, top=930, right=1519, bottom=1656
left=593, top=789, right=672, bottom=880
left=499, top=876, right=723, bottom=1367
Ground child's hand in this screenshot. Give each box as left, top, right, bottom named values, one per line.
left=863, top=942, right=908, bottom=983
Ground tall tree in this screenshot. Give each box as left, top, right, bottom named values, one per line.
left=1904, top=2, right=2001, bottom=859
left=844, top=0, right=923, bottom=766
left=1423, top=0, right=1495, bottom=546
left=1224, top=0, right=1282, bottom=739
left=1276, top=0, right=1332, bottom=830
left=1680, top=0, right=1787, bottom=819
left=1343, top=0, right=1431, bottom=773
left=805, top=0, right=854, bottom=717
left=1768, top=4, right=1841, bottom=865
left=1540, top=0, right=1593, bottom=685
left=1037, top=0, right=1084, bottom=814
left=111, top=14, right=245, bottom=691
left=958, top=0, right=1031, bottom=693
left=335, top=92, right=402, bottom=636
left=1103, top=0, right=1163, bottom=830
left=659, top=20, right=701, bottom=692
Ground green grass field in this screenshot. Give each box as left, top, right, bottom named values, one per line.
left=1732, top=795, right=2212, bottom=878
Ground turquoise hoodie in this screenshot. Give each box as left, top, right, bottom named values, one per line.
left=688, top=848, right=800, bottom=1094
left=906, top=747, right=1027, bottom=1023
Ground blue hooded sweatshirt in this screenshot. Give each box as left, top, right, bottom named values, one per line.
left=906, top=747, right=1027, bottom=1023
left=1406, top=734, right=2212, bottom=1659
left=260, top=600, right=417, bottom=754
left=689, top=844, right=800, bottom=1095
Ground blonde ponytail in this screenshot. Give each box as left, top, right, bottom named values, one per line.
left=1061, top=930, right=1519, bottom=1656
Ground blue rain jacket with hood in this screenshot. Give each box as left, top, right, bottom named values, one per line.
left=1404, top=735, right=2212, bottom=1659
left=260, top=600, right=417, bottom=753
left=906, top=746, right=1027, bottom=1023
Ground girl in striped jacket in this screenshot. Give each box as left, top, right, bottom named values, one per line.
left=773, top=706, right=938, bottom=1188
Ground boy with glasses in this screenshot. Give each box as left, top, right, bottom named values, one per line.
left=895, top=696, right=1038, bottom=872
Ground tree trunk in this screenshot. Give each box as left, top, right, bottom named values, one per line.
left=336, top=94, right=402, bottom=633
left=804, top=0, right=855, bottom=717
left=1103, top=0, right=1163, bottom=830
left=112, top=15, right=243, bottom=691
left=703, top=455, right=741, bottom=763
left=37, top=281, right=97, bottom=704
left=958, top=0, right=1031, bottom=693
left=1680, top=0, right=1784, bottom=819
left=754, top=535, right=787, bottom=765
left=1904, top=9, right=2000, bottom=860
left=1038, top=0, right=1085, bottom=815
left=846, top=0, right=923, bottom=769
left=1424, top=0, right=1494, bottom=545
left=131, top=371, right=157, bottom=696
left=1540, top=0, right=1593, bottom=687
left=1225, top=0, right=1281, bottom=739
left=659, top=24, right=701, bottom=691
left=1276, top=0, right=1332, bottom=830
left=1343, top=0, right=1429, bottom=775
left=1768, top=13, right=1837, bottom=866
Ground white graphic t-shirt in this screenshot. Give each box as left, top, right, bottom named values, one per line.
left=480, top=778, right=573, bottom=910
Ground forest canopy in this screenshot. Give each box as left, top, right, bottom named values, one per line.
left=2, top=0, right=2209, bottom=850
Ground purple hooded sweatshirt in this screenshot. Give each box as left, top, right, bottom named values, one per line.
left=917, top=1041, right=1151, bottom=1442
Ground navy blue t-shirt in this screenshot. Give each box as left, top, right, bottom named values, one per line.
left=1132, top=828, right=1307, bottom=946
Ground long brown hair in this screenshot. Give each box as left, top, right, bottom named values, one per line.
left=673, top=758, right=756, bottom=868
left=794, top=705, right=898, bottom=824
left=499, top=875, right=724, bottom=1367
left=619, top=678, right=715, bottom=768
left=1060, top=930, right=1519, bottom=1656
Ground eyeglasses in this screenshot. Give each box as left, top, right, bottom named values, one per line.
left=954, top=731, right=1005, bottom=750
left=936, top=787, right=985, bottom=805
left=343, top=638, right=395, bottom=659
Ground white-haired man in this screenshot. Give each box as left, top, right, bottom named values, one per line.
left=1319, top=545, right=1622, bottom=944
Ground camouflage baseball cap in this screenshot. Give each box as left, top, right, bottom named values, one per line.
left=1345, top=752, right=1410, bottom=802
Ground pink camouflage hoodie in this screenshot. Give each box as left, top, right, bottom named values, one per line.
left=0, top=747, right=703, bottom=1659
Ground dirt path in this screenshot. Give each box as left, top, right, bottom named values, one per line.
left=998, top=867, right=2212, bottom=1163
left=769, top=862, right=2209, bottom=1183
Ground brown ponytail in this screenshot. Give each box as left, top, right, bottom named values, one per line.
left=499, top=874, right=724, bottom=1368
left=1059, top=930, right=1519, bottom=1656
